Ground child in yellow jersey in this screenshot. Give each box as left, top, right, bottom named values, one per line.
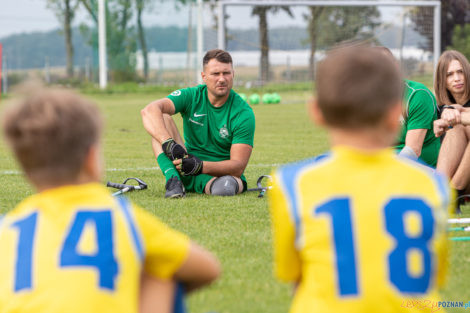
left=0, top=88, right=220, bottom=313
left=269, top=46, right=452, bottom=313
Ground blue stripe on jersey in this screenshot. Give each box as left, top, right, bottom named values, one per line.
left=116, top=197, right=144, bottom=262
left=312, top=153, right=331, bottom=163
left=397, top=155, right=450, bottom=209
left=396, top=151, right=431, bottom=167
left=278, top=153, right=332, bottom=246
left=432, top=171, right=451, bottom=209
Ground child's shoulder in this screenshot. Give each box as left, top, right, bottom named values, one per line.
left=280, top=152, right=331, bottom=171
left=275, top=152, right=333, bottom=182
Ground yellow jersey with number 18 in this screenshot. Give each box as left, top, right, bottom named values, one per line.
left=0, top=183, right=190, bottom=313
left=269, top=146, right=451, bottom=313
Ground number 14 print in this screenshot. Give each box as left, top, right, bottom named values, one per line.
left=11, top=210, right=119, bottom=292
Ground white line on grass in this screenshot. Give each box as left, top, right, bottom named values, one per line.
left=448, top=218, right=470, bottom=224
left=107, top=167, right=160, bottom=172
left=1, top=170, right=21, bottom=175
left=1, top=164, right=281, bottom=176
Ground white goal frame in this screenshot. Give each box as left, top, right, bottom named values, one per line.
left=217, top=0, right=441, bottom=69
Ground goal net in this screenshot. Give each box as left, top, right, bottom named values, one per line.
left=211, top=0, right=440, bottom=85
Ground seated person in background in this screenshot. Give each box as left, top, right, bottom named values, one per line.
left=434, top=50, right=470, bottom=208
left=141, top=49, right=255, bottom=198
left=269, top=46, right=451, bottom=313
left=376, top=47, right=440, bottom=167
left=0, top=88, right=220, bottom=313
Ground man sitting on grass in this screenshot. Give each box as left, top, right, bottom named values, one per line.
left=269, top=46, right=451, bottom=313
left=141, top=49, right=255, bottom=198
left=0, top=87, right=220, bottom=313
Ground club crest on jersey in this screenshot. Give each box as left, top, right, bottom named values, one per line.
left=219, top=125, right=229, bottom=139
left=171, top=90, right=181, bottom=96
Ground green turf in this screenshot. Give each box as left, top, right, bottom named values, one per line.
left=1, top=90, right=469, bottom=313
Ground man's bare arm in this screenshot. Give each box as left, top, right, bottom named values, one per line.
left=404, top=129, right=427, bottom=157
left=141, top=98, right=176, bottom=143
left=202, top=143, right=253, bottom=177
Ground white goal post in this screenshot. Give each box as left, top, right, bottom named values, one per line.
left=217, top=0, right=441, bottom=69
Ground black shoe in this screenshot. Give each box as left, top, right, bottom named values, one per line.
left=165, top=177, right=185, bottom=198
left=456, top=200, right=462, bottom=215
left=456, top=195, right=469, bottom=214
left=456, top=190, right=467, bottom=214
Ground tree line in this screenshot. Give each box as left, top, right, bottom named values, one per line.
left=5, top=0, right=470, bottom=84
left=0, top=26, right=310, bottom=71
left=1, top=24, right=430, bottom=71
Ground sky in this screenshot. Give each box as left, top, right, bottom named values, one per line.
left=0, top=0, right=178, bottom=38
left=0, top=0, right=403, bottom=39
left=0, top=0, right=73, bottom=38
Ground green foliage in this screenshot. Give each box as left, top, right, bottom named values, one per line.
left=410, top=1, right=470, bottom=51
left=303, top=6, right=380, bottom=80
left=1, top=25, right=426, bottom=71
left=1, top=90, right=470, bottom=312
left=450, top=24, right=470, bottom=61
left=304, top=6, right=380, bottom=48
left=0, top=30, right=93, bottom=70
left=79, top=0, right=137, bottom=82
left=47, top=0, right=82, bottom=78
left=47, top=0, right=78, bottom=20
left=106, top=0, right=136, bottom=80
left=408, top=74, right=434, bottom=89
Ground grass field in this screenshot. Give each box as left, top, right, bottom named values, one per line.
left=1, top=88, right=470, bottom=313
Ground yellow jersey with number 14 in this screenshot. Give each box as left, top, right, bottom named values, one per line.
left=269, top=146, right=451, bottom=313
left=0, top=183, right=190, bottom=313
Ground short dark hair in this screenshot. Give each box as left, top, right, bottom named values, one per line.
left=203, top=49, right=233, bottom=67
left=316, top=46, right=403, bottom=129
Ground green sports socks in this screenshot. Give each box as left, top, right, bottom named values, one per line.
left=157, top=153, right=180, bottom=182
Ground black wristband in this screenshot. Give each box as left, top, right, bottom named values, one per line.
left=181, top=154, right=203, bottom=176
left=162, top=138, right=187, bottom=161
left=442, top=105, right=456, bottom=110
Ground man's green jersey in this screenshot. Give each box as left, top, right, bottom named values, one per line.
left=395, top=80, right=440, bottom=167
left=167, top=84, right=255, bottom=185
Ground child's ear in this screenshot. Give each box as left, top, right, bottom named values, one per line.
left=308, top=98, right=326, bottom=126
left=385, top=100, right=403, bottom=134
left=83, top=143, right=103, bottom=182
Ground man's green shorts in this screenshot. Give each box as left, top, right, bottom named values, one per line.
left=181, top=174, right=248, bottom=194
